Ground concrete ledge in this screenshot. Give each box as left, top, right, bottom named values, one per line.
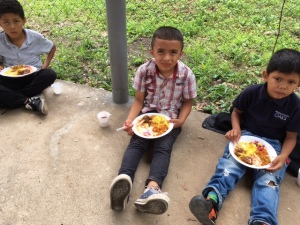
left=1, top=80, right=299, bottom=225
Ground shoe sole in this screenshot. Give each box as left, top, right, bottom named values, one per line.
left=110, top=174, right=132, bottom=212
left=189, top=196, right=215, bottom=225
left=134, top=193, right=170, bottom=215
left=40, top=99, right=48, bottom=115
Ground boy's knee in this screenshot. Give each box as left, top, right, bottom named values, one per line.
left=46, top=68, right=57, bottom=81
left=267, top=180, right=276, bottom=187
left=50, top=69, right=57, bottom=79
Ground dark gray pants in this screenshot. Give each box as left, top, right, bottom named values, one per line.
left=118, top=127, right=181, bottom=188
left=0, top=68, right=57, bottom=108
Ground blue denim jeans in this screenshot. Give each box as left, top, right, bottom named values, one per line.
left=202, top=131, right=288, bottom=225
left=118, top=127, right=181, bottom=188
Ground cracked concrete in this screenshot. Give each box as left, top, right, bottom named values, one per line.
left=1, top=80, right=299, bottom=225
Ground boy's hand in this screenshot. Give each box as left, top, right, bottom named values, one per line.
left=266, top=155, right=286, bottom=171
left=225, top=129, right=241, bottom=142
left=0, top=65, right=3, bottom=71
left=169, top=118, right=184, bottom=129
left=123, top=120, right=134, bottom=136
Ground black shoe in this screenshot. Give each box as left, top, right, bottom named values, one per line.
left=25, top=96, right=48, bottom=115
left=189, top=196, right=217, bottom=225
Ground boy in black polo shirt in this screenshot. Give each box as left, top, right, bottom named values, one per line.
left=189, top=49, right=300, bottom=225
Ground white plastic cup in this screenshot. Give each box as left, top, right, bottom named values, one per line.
left=97, top=111, right=111, bottom=127
left=51, top=82, right=62, bottom=94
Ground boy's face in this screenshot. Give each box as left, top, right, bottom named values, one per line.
left=263, top=70, right=300, bottom=99
left=0, top=13, right=26, bottom=39
left=150, top=38, right=183, bottom=77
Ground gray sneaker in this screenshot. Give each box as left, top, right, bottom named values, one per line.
left=25, top=96, right=48, bottom=115
left=110, top=174, right=132, bottom=212
left=134, top=187, right=170, bottom=214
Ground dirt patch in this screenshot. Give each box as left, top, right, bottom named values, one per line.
left=128, top=37, right=152, bottom=58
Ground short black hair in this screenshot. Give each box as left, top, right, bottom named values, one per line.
left=151, top=26, right=184, bottom=50
left=0, top=0, right=24, bottom=19
left=267, top=49, right=300, bottom=75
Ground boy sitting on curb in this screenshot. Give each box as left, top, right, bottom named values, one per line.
left=110, top=26, right=197, bottom=214
left=189, top=48, right=300, bottom=225
left=0, top=0, right=57, bottom=114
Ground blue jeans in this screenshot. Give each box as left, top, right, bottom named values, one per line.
left=202, top=131, right=289, bottom=225
left=118, top=127, right=181, bottom=188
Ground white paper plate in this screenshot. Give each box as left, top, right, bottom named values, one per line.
left=0, top=65, right=37, bottom=77
left=132, top=113, right=174, bottom=139
left=229, top=135, right=277, bottom=169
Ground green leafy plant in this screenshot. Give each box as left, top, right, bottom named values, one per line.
left=19, top=0, right=300, bottom=113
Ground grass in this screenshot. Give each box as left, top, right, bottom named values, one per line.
left=20, top=0, right=300, bottom=114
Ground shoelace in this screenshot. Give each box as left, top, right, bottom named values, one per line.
left=145, top=186, right=168, bottom=195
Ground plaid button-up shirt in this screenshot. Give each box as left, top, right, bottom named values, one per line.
left=133, top=59, right=197, bottom=119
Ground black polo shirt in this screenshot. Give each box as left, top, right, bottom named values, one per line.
left=233, top=83, right=300, bottom=142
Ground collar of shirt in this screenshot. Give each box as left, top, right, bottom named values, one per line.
left=4, top=28, right=34, bottom=48
left=153, top=59, right=178, bottom=80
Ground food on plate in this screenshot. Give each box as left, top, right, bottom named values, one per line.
left=234, top=140, right=271, bottom=166
left=135, top=114, right=169, bottom=137
left=4, top=65, right=32, bottom=76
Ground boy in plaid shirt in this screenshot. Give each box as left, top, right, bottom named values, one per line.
left=110, top=26, right=197, bottom=214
